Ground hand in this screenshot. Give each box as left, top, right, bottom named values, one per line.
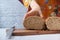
left=24, top=10, right=40, bottom=19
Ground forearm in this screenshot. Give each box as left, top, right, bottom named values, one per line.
left=30, top=0, right=43, bottom=18
left=30, top=0, right=40, bottom=10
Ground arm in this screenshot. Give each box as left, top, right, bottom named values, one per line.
left=24, top=0, right=43, bottom=19
left=30, top=0, right=43, bottom=18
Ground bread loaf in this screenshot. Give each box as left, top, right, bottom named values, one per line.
left=23, top=16, right=45, bottom=30
left=46, top=17, right=60, bottom=30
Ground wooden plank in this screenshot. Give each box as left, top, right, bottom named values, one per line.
left=12, top=29, right=60, bottom=36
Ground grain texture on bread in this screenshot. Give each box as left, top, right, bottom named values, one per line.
left=46, top=17, right=60, bottom=30
left=23, top=16, right=45, bottom=30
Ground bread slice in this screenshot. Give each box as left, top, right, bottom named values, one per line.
left=46, top=17, right=60, bottom=30
left=23, top=16, right=45, bottom=30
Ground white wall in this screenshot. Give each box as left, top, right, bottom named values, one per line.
left=0, top=0, right=27, bottom=29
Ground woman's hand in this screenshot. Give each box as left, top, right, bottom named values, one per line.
left=24, top=0, right=43, bottom=19
left=24, top=10, right=40, bottom=19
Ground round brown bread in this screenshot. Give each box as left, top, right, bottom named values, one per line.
left=23, top=16, right=45, bottom=30
left=46, top=17, right=60, bottom=30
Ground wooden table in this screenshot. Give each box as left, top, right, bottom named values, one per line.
left=12, top=29, right=60, bottom=36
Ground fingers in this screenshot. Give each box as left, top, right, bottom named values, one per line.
left=24, top=10, right=40, bottom=19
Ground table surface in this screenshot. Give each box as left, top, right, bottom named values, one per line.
left=0, top=28, right=60, bottom=40
left=10, top=34, right=60, bottom=40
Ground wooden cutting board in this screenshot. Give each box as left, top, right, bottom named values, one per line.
left=12, top=29, right=60, bottom=36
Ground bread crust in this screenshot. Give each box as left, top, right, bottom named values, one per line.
left=23, top=16, right=45, bottom=30
left=46, top=17, right=60, bottom=30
